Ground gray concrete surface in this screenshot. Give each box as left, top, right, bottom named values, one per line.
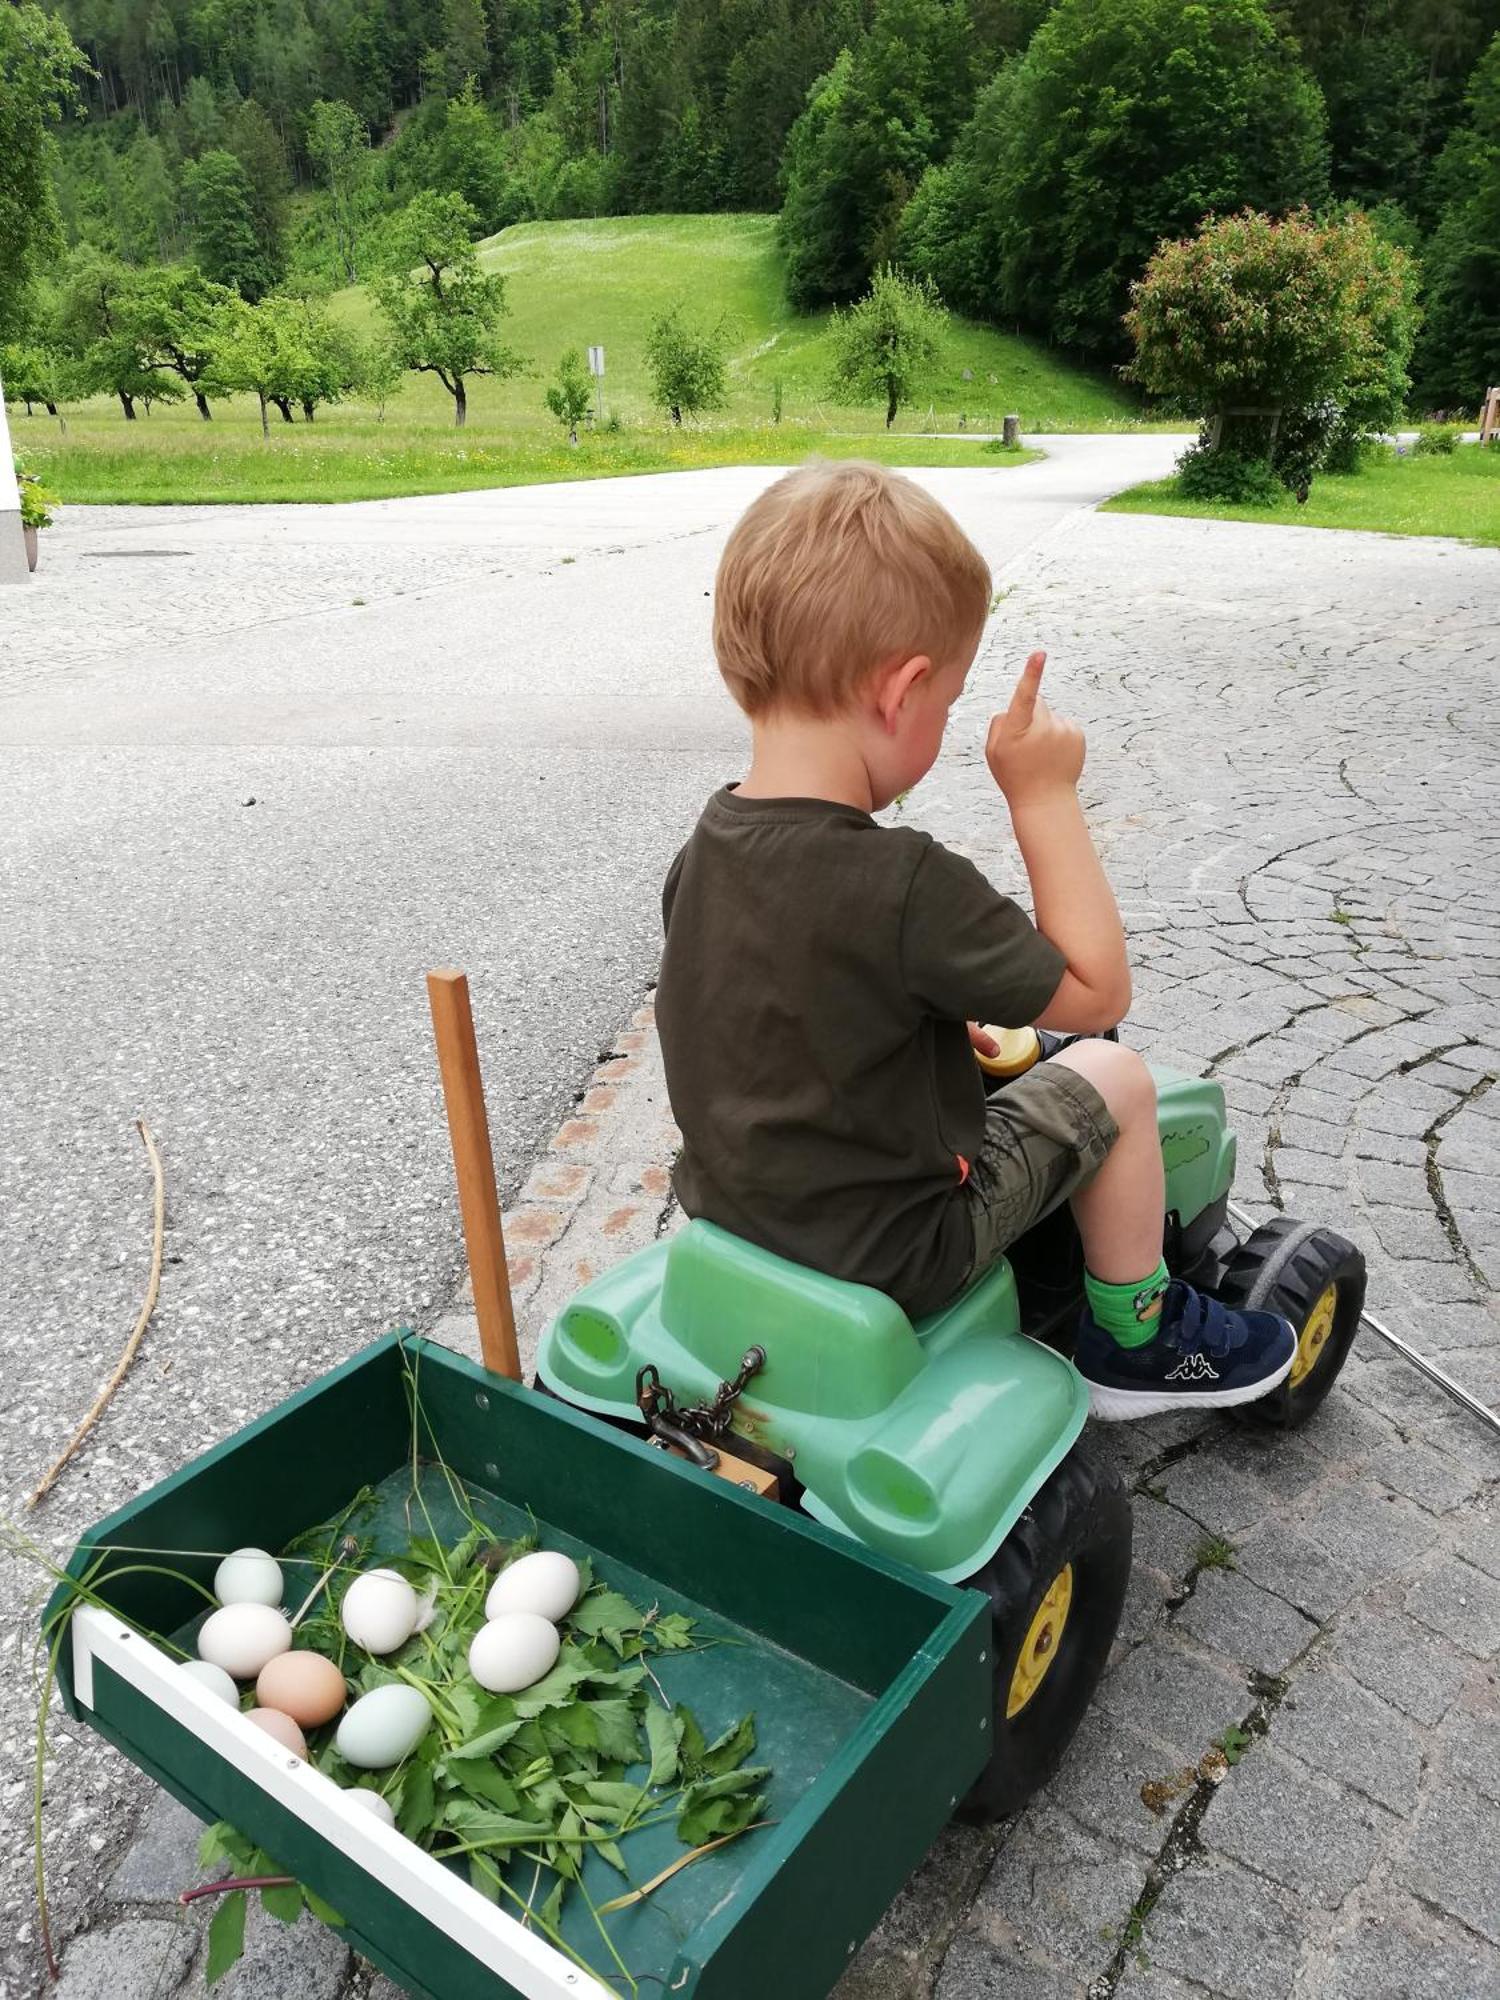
left=0, top=438, right=1178, bottom=2000
left=6, top=434, right=1498, bottom=1999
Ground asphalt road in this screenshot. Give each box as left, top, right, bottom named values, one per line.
left=0, top=435, right=1181, bottom=1994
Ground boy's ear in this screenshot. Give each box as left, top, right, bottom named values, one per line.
left=876, top=654, right=933, bottom=732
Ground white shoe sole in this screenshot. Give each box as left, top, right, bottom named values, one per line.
left=1086, top=1350, right=1296, bottom=1423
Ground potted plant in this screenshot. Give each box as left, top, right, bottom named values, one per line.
left=15, top=460, right=57, bottom=571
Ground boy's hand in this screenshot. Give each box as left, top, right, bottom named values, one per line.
left=967, top=1022, right=1000, bottom=1058
left=985, top=651, right=1086, bottom=806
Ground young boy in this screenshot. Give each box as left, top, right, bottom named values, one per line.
left=656, top=462, right=1295, bottom=1418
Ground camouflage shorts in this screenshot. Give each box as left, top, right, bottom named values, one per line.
left=960, top=1062, right=1119, bottom=1284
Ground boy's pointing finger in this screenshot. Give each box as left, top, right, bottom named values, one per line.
left=1006, top=650, right=1047, bottom=723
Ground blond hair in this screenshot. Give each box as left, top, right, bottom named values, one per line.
left=712, top=460, right=992, bottom=717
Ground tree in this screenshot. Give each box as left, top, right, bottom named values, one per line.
left=778, top=0, right=976, bottom=310
left=940, top=0, right=1331, bottom=358
left=125, top=264, right=238, bottom=419
left=374, top=191, right=524, bottom=426
left=55, top=246, right=182, bottom=420
left=544, top=347, right=594, bottom=442
left=209, top=294, right=308, bottom=437
left=644, top=303, right=728, bottom=424
left=183, top=150, right=281, bottom=302
left=1413, top=33, right=1500, bottom=413
left=1126, top=208, right=1419, bottom=498
left=307, top=99, right=372, bottom=283
left=828, top=265, right=946, bottom=427
left=0, top=4, right=89, bottom=340
left=2, top=339, right=59, bottom=415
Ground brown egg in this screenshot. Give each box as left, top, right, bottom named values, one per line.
left=256, top=1651, right=347, bottom=1729
left=246, top=1707, right=308, bottom=1759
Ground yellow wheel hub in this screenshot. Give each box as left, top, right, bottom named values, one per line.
left=1006, top=1563, right=1073, bottom=1719
left=1291, top=1283, right=1338, bottom=1388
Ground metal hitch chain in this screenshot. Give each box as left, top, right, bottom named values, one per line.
left=636, top=1346, right=767, bottom=1469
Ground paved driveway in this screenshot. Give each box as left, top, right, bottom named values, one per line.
left=4, top=434, right=1496, bottom=2000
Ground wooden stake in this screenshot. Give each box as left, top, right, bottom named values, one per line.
left=426, top=970, right=521, bottom=1383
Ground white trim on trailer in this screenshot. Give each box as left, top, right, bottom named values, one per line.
left=70, top=1605, right=615, bottom=2000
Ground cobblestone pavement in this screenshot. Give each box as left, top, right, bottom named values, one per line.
left=10, top=473, right=1499, bottom=1999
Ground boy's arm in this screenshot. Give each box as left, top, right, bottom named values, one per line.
left=985, top=652, right=1131, bottom=1034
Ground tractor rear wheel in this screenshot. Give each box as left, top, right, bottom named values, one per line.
left=960, top=1447, right=1132, bottom=1822
left=1216, top=1217, right=1366, bottom=1428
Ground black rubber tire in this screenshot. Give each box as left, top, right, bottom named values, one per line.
left=959, top=1447, right=1133, bottom=1822
left=1215, top=1217, right=1367, bottom=1429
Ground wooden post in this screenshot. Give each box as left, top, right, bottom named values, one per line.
left=1480, top=388, right=1500, bottom=446
left=1002, top=413, right=1020, bottom=447
left=426, top=970, right=521, bottom=1383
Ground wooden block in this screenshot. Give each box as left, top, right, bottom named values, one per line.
left=665, top=1440, right=780, bottom=1500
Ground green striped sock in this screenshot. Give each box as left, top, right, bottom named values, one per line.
left=1084, top=1262, right=1171, bottom=1350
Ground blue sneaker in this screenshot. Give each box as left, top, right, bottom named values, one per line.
left=1074, top=1281, right=1296, bottom=1422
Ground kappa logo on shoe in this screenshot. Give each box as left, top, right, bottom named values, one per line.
left=1165, top=1352, right=1220, bottom=1384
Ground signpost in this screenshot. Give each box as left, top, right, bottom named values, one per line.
left=0, top=365, right=30, bottom=584
left=587, top=345, right=605, bottom=428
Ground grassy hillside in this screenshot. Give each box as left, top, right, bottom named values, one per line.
left=332, top=213, right=1146, bottom=434
left=17, top=215, right=1158, bottom=504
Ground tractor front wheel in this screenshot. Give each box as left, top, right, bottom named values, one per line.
left=960, top=1447, right=1132, bottom=1822
left=1216, top=1217, right=1366, bottom=1428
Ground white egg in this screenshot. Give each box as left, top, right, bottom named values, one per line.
left=342, top=1787, right=397, bottom=1828
left=197, top=1604, right=293, bottom=1681
left=213, top=1547, right=284, bottom=1608
left=484, top=1552, right=582, bottom=1624
left=468, top=1612, right=560, bottom=1694
left=340, top=1569, right=418, bottom=1655
left=179, top=1660, right=241, bottom=1707
left=335, top=1684, right=432, bottom=1769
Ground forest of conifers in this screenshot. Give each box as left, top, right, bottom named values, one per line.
left=19, top=0, right=1500, bottom=404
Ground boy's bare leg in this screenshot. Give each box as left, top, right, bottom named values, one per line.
left=1048, top=1041, right=1165, bottom=1288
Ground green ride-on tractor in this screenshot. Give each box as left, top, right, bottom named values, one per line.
left=538, top=1026, right=1367, bottom=1819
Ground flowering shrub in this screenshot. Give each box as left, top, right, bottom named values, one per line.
left=1126, top=209, right=1419, bottom=498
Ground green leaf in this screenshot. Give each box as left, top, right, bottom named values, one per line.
left=677, top=1704, right=708, bottom=1778
left=452, top=1719, right=524, bottom=1760
left=445, top=1681, right=486, bottom=1741
left=205, top=1891, right=248, bottom=1986
left=442, top=1801, right=549, bottom=1844
left=645, top=1705, right=682, bottom=1786
left=539, top=1874, right=566, bottom=1932
left=580, top=1779, right=642, bottom=1820
left=450, top=1761, right=520, bottom=1813
left=469, top=1857, right=500, bottom=1903
left=678, top=1786, right=767, bottom=1849
left=651, top=1613, right=695, bottom=1650
left=300, top=1887, right=344, bottom=1928
left=511, top=1652, right=595, bottom=1717
left=398, top=1760, right=436, bottom=1841
left=571, top=1590, right=646, bottom=1638
left=544, top=1702, right=599, bottom=1753
left=587, top=1698, right=643, bottom=1764
left=701, top=1714, right=756, bottom=1777
left=198, top=1822, right=251, bottom=1871
left=261, top=1883, right=303, bottom=1925
left=597, top=1838, right=628, bottom=1876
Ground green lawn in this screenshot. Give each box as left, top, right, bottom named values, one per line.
left=11, top=213, right=1163, bottom=505
left=1104, top=441, right=1500, bottom=547
left=14, top=407, right=1041, bottom=505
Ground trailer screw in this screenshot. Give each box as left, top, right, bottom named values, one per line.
left=485, top=1462, right=500, bottom=1481
left=475, top=1390, right=490, bottom=1411
left=979, top=1717, right=988, bottom=1731
left=979, top=1650, right=987, bottom=1663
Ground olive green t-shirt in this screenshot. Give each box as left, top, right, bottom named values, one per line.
left=656, top=788, right=1066, bottom=1316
